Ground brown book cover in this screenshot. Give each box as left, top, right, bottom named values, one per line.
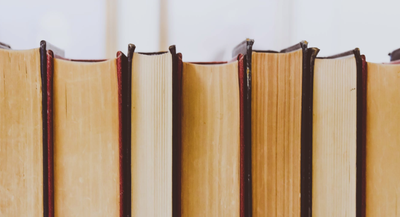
left=360, top=54, right=367, bottom=217
left=174, top=51, right=183, bottom=217
left=170, top=45, right=181, bottom=217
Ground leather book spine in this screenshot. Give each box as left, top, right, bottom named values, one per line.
left=170, top=45, right=181, bottom=217
left=360, top=55, right=367, bottom=217
left=232, top=39, right=254, bottom=217
left=123, top=44, right=136, bottom=217
left=302, top=46, right=319, bottom=217
left=353, top=48, right=365, bottom=217
left=46, top=50, right=55, bottom=217
left=40, top=40, right=64, bottom=217
left=354, top=50, right=366, bottom=217
left=236, top=54, right=245, bottom=217
left=175, top=52, right=183, bottom=217
left=118, top=50, right=131, bottom=217
left=40, top=42, right=50, bottom=217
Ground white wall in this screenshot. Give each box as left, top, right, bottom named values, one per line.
left=167, top=0, right=293, bottom=61
left=0, top=0, right=106, bottom=59
left=291, top=0, right=400, bottom=62
left=1, top=0, right=400, bottom=62
left=117, top=0, right=161, bottom=53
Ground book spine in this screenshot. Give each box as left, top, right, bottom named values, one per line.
left=236, top=53, right=245, bottom=217
left=39, top=41, right=64, bottom=217
left=356, top=52, right=367, bottom=217
left=233, top=39, right=254, bottom=217
left=360, top=55, right=367, bottom=217
left=175, top=52, right=183, bottom=217
left=46, top=50, right=55, bottom=217
left=40, top=41, right=50, bottom=217
left=301, top=46, right=319, bottom=217
left=120, top=48, right=132, bottom=217
left=170, top=45, right=181, bottom=217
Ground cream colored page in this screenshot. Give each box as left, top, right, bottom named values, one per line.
left=131, top=53, right=173, bottom=217
left=366, top=63, right=400, bottom=216
left=251, top=50, right=302, bottom=217
left=53, top=59, right=120, bottom=216
left=181, top=61, right=240, bottom=217
left=312, top=57, right=357, bottom=217
left=0, top=49, right=43, bottom=216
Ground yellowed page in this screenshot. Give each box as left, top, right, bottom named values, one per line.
left=312, top=56, right=357, bottom=217
left=53, top=59, right=119, bottom=216
left=251, top=49, right=302, bottom=217
left=131, top=53, right=173, bottom=217
left=181, top=61, right=240, bottom=217
left=366, top=62, right=400, bottom=216
left=0, top=48, right=43, bottom=216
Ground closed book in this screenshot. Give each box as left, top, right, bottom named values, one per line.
left=0, top=41, right=63, bottom=217
left=365, top=52, right=400, bottom=216
left=128, top=44, right=177, bottom=217
left=48, top=51, right=129, bottom=217
left=312, top=49, right=366, bottom=217
left=233, top=40, right=318, bottom=217
left=176, top=52, right=246, bottom=217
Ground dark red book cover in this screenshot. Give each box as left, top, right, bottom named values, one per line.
left=40, top=41, right=64, bottom=217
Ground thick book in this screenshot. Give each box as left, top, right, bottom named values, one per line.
left=233, top=40, right=318, bottom=217
left=0, top=41, right=63, bottom=217
left=127, top=44, right=177, bottom=217
left=47, top=51, right=129, bottom=217
left=176, top=52, right=246, bottom=217
left=365, top=53, right=400, bottom=216
left=311, top=49, right=365, bottom=217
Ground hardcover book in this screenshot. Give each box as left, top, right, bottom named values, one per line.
left=312, top=49, right=365, bottom=217
left=365, top=52, right=400, bottom=216
left=233, top=40, right=318, bottom=217
left=128, top=44, right=177, bottom=217
left=0, top=41, right=63, bottom=217
left=177, top=52, right=246, bottom=217
left=48, top=51, right=129, bottom=217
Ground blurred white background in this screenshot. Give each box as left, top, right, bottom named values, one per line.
left=1, top=0, right=399, bottom=62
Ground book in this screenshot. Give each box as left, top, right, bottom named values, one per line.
left=128, top=45, right=177, bottom=217
left=233, top=40, right=318, bottom=217
left=311, top=49, right=365, bottom=216
left=365, top=55, right=400, bottom=216
left=177, top=53, right=245, bottom=217
left=6, top=37, right=400, bottom=217
left=49, top=51, right=129, bottom=216
left=0, top=41, right=63, bottom=217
